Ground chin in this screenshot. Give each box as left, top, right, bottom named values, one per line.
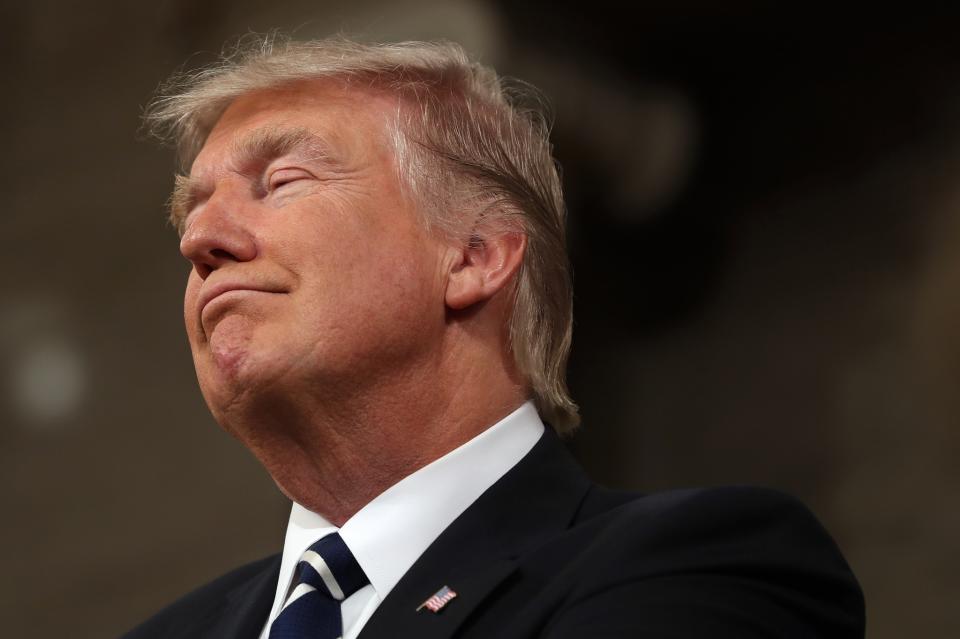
left=193, top=333, right=259, bottom=422
left=195, top=344, right=301, bottom=431
left=205, top=315, right=254, bottom=373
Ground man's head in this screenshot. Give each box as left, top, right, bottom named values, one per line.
left=146, top=35, right=578, bottom=433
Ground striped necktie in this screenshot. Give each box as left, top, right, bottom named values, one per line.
left=268, top=533, right=369, bottom=639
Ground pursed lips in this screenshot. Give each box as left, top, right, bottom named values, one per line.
left=198, top=282, right=284, bottom=317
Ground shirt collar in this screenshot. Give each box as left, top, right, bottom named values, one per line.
left=276, top=401, right=544, bottom=601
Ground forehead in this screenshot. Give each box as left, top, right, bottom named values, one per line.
left=192, top=80, right=397, bottom=174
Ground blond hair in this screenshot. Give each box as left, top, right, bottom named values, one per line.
left=144, top=35, right=579, bottom=431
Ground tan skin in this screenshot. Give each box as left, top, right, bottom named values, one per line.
left=178, top=80, right=528, bottom=525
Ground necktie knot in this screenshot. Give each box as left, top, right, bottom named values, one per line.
left=297, top=533, right=368, bottom=600
left=268, top=533, right=368, bottom=639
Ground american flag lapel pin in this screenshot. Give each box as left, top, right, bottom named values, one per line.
left=416, top=585, right=458, bottom=613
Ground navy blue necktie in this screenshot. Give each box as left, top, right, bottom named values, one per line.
left=268, top=533, right=369, bottom=639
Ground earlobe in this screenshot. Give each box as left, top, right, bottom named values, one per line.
left=445, top=230, right=526, bottom=311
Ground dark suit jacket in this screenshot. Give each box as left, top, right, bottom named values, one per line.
left=123, top=430, right=865, bottom=638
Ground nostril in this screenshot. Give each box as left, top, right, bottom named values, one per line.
left=192, top=248, right=238, bottom=279
left=210, top=248, right=235, bottom=260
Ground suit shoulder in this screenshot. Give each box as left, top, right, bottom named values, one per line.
left=121, top=554, right=280, bottom=639
left=580, top=484, right=838, bottom=545
left=575, top=485, right=856, bottom=578
left=553, top=485, right=864, bottom=637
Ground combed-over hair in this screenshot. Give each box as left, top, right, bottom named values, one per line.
left=144, top=34, right=579, bottom=431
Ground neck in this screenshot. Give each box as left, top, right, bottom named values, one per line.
left=222, top=338, right=528, bottom=526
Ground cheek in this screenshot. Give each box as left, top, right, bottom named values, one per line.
left=283, top=203, right=445, bottom=328
left=183, top=271, right=210, bottom=350
left=377, top=250, right=433, bottom=298
left=301, top=240, right=441, bottom=338
left=183, top=272, right=201, bottom=325
left=369, top=242, right=445, bottom=330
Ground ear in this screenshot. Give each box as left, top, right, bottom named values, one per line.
left=445, top=229, right=527, bottom=310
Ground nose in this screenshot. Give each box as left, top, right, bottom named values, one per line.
left=179, top=190, right=258, bottom=280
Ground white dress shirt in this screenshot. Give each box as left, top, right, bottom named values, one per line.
left=258, top=401, right=545, bottom=639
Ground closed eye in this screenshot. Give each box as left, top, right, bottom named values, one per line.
left=268, top=168, right=314, bottom=191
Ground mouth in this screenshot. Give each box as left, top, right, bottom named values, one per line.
left=198, top=282, right=285, bottom=318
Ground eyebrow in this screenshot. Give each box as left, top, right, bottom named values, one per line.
left=168, top=126, right=341, bottom=234
left=233, top=126, right=338, bottom=168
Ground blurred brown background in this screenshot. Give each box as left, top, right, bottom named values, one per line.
left=3, top=2, right=958, bottom=637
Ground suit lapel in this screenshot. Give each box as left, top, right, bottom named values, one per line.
left=358, top=429, right=591, bottom=639
left=204, top=555, right=281, bottom=639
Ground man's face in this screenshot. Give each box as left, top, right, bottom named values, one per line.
left=177, top=81, right=449, bottom=427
